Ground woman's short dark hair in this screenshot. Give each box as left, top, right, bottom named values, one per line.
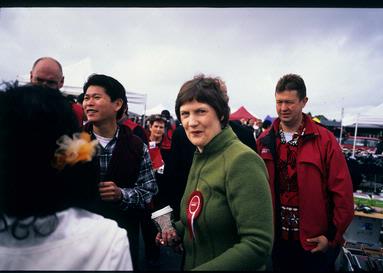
left=275, top=73, right=307, bottom=101
left=175, top=74, right=230, bottom=128
left=0, top=84, right=98, bottom=219
left=83, top=74, right=127, bottom=120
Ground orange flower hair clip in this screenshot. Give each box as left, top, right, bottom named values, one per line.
left=52, top=132, right=98, bottom=170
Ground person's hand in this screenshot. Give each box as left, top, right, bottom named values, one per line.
left=155, top=229, right=183, bottom=253
left=99, top=181, right=122, bottom=202
left=307, top=235, right=329, bottom=253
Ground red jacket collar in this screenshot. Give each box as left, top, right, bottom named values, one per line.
left=271, top=113, right=319, bottom=137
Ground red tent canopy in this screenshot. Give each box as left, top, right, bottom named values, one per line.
left=229, top=106, right=257, bottom=121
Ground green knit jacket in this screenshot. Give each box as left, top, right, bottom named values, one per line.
left=175, top=126, right=273, bottom=271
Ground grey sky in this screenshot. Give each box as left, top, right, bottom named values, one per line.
left=1, top=7, right=382, bottom=120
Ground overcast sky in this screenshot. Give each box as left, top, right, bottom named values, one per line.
left=1, top=7, right=382, bottom=120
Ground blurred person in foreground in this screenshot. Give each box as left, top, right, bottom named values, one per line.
left=156, top=75, right=273, bottom=270
left=29, top=56, right=84, bottom=126
left=81, top=74, right=158, bottom=270
left=0, top=84, right=132, bottom=270
left=256, top=73, right=354, bottom=272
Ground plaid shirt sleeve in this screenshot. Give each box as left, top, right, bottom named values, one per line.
left=120, top=143, right=158, bottom=210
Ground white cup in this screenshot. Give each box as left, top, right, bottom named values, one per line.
left=151, top=205, right=173, bottom=232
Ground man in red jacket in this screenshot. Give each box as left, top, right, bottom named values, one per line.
left=256, top=73, right=354, bottom=272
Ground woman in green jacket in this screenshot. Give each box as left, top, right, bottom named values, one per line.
left=157, top=75, right=273, bottom=271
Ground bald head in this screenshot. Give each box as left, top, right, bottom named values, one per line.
left=30, top=57, right=64, bottom=90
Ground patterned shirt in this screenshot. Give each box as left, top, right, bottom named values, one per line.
left=276, top=116, right=306, bottom=241
left=94, top=129, right=158, bottom=210
left=95, top=133, right=117, bottom=182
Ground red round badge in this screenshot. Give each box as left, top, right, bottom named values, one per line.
left=186, top=190, right=203, bottom=239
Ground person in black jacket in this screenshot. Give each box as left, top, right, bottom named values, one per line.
left=81, top=74, right=158, bottom=270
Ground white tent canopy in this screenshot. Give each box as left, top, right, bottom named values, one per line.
left=60, top=57, right=93, bottom=95
left=342, top=103, right=383, bottom=127
left=145, top=104, right=166, bottom=116
left=339, top=104, right=383, bottom=157
left=145, top=104, right=176, bottom=118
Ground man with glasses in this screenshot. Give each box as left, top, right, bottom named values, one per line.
left=29, top=57, right=83, bottom=126
left=30, top=57, right=64, bottom=89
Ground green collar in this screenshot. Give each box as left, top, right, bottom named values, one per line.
left=195, top=126, right=237, bottom=156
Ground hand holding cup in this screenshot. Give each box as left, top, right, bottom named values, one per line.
left=155, top=229, right=183, bottom=252
left=152, top=206, right=183, bottom=251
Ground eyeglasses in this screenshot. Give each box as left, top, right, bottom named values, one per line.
left=33, top=77, right=60, bottom=89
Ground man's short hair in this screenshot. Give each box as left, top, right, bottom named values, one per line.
left=83, top=74, right=127, bottom=120
left=275, top=73, right=306, bottom=100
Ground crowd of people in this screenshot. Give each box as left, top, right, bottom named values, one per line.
left=0, top=56, right=355, bottom=271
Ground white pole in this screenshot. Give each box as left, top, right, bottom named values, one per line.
left=339, top=107, right=344, bottom=145
left=143, top=94, right=147, bottom=127
left=351, top=113, right=359, bottom=158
